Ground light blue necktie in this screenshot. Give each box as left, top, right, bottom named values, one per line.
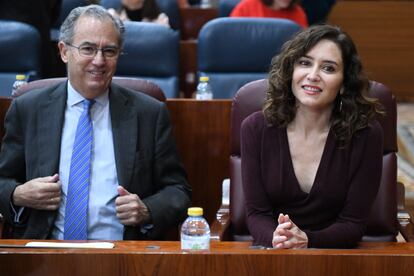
left=64, top=99, right=94, bottom=240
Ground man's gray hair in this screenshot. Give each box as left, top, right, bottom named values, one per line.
left=59, top=5, right=125, bottom=48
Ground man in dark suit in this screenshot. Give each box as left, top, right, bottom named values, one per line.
left=0, top=5, right=191, bottom=240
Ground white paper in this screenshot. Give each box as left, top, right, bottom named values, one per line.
left=25, top=241, right=114, bottom=249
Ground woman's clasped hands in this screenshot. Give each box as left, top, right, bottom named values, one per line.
left=272, top=213, right=308, bottom=249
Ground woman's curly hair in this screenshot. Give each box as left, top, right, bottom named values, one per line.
left=263, top=24, right=383, bottom=146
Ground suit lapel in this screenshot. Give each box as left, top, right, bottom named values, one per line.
left=36, top=82, right=67, bottom=177
left=30, top=82, right=66, bottom=237
left=109, top=84, right=138, bottom=190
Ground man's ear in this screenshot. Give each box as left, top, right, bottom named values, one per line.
left=58, top=41, right=69, bottom=64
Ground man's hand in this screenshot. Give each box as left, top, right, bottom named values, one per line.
left=272, top=213, right=308, bottom=249
left=115, top=186, right=151, bottom=226
left=12, top=174, right=61, bottom=210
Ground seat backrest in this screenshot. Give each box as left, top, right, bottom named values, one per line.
left=100, top=0, right=122, bottom=9
left=13, top=76, right=166, bottom=102
left=116, top=21, right=180, bottom=98
left=197, top=18, right=301, bottom=99
left=50, top=0, right=88, bottom=41
left=0, top=20, right=41, bottom=97
left=229, top=79, right=398, bottom=242
left=218, top=0, right=240, bottom=17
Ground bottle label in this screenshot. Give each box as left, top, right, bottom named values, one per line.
left=195, top=93, right=213, bottom=100
left=195, top=93, right=205, bottom=100
left=204, top=93, right=213, bottom=100
left=181, top=235, right=210, bottom=250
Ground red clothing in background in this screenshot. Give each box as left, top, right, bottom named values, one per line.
left=230, top=0, right=308, bottom=28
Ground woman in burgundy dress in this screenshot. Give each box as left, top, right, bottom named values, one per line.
left=241, top=25, right=384, bottom=248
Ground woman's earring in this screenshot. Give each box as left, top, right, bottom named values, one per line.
left=339, top=88, right=344, bottom=112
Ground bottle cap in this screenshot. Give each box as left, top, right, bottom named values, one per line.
left=188, top=207, right=203, bottom=216
left=15, top=74, right=26, bottom=81
left=199, top=76, right=209, bottom=82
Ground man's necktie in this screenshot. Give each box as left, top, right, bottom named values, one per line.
left=64, top=99, right=94, bottom=240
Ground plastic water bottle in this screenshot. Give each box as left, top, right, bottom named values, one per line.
left=181, top=207, right=210, bottom=251
left=200, top=0, right=212, bottom=8
left=195, top=76, right=213, bottom=100
left=11, top=74, right=27, bottom=97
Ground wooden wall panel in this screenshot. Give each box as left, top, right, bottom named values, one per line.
left=179, top=40, right=198, bottom=98
left=167, top=100, right=232, bottom=224
left=0, top=97, right=11, bottom=141
left=328, top=1, right=414, bottom=100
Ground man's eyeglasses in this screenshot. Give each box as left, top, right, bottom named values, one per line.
left=65, top=43, right=121, bottom=59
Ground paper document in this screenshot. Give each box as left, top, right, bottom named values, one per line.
left=25, top=242, right=115, bottom=249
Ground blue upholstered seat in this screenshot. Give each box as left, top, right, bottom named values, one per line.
left=0, top=20, right=41, bottom=96
left=197, top=17, right=302, bottom=99
left=116, top=21, right=180, bottom=98
left=50, top=0, right=88, bottom=41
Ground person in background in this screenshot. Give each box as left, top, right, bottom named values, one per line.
left=0, top=0, right=62, bottom=77
left=230, top=0, right=308, bottom=28
left=241, top=25, right=383, bottom=248
left=0, top=5, right=191, bottom=240
left=108, top=0, right=170, bottom=27
left=301, top=0, right=336, bottom=25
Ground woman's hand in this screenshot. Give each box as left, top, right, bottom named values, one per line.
left=272, top=213, right=308, bottom=249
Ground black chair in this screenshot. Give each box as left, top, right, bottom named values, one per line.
left=210, top=79, right=414, bottom=243
left=0, top=20, right=41, bottom=97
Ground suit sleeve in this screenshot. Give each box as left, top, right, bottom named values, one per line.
left=241, top=114, right=278, bottom=247
left=141, top=103, right=191, bottom=238
left=0, top=100, right=27, bottom=225
left=304, top=123, right=384, bottom=248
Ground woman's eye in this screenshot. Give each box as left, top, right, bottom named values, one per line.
left=322, top=65, right=336, bottom=73
left=298, top=59, right=310, bottom=66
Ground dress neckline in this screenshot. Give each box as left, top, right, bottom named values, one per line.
left=282, top=126, right=334, bottom=195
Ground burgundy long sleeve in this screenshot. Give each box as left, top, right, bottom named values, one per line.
left=241, top=111, right=383, bottom=248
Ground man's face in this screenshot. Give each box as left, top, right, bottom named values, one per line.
left=58, top=16, right=120, bottom=99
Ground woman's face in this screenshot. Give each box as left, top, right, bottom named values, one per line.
left=271, top=0, right=293, bottom=9
left=291, top=39, right=344, bottom=112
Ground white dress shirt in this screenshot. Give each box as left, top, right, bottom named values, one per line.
left=51, top=81, right=123, bottom=240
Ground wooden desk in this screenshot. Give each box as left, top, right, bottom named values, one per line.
left=180, top=7, right=218, bottom=40
left=1, top=240, right=414, bottom=275
left=179, top=40, right=198, bottom=98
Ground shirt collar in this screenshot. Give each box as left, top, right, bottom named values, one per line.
left=67, top=80, right=109, bottom=108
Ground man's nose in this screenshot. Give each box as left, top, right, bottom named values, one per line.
left=92, top=50, right=106, bottom=64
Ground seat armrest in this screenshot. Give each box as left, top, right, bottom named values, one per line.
left=397, top=182, right=414, bottom=242
left=210, top=179, right=231, bottom=241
